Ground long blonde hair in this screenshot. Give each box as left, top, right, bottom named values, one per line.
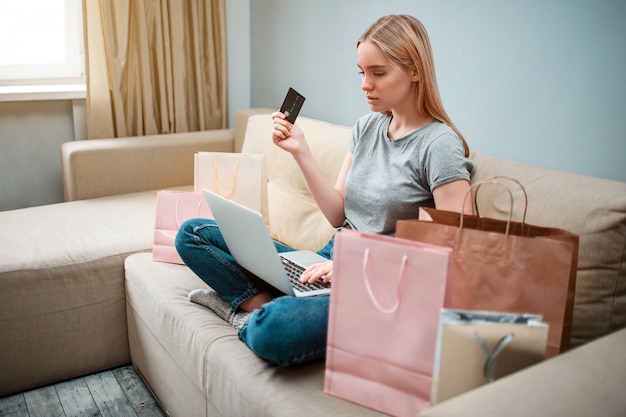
left=358, top=15, right=469, bottom=156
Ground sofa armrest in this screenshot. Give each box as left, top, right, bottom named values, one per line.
left=61, top=129, right=235, bottom=201
left=420, top=328, right=626, bottom=417
left=62, top=108, right=276, bottom=201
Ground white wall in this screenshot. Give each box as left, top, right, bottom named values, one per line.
left=249, top=0, right=626, bottom=183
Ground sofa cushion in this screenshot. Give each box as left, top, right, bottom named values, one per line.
left=469, top=151, right=626, bottom=347
left=241, top=114, right=351, bottom=251
left=125, top=254, right=232, bottom=415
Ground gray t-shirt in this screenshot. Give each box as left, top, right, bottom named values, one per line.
left=344, top=112, right=473, bottom=235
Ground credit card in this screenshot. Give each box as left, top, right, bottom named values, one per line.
left=279, top=87, right=306, bottom=123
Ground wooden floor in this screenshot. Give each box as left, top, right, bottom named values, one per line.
left=0, top=366, right=165, bottom=417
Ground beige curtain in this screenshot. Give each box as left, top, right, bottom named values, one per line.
left=83, top=0, right=227, bottom=139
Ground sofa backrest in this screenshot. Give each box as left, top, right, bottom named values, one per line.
left=241, top=114, right=351, bottom=251
left=62, top=131, right=235, bottom=201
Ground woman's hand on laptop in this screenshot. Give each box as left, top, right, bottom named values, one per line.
left=300, top=260, right=333, bottom=284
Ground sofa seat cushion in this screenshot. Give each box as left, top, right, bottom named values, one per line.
left=125, top=254, right=232, bottom=398
left=469, top=152, right=626, bottom=347
left=241, top=114, right=351, bottom=251
left=0, top=190, right=163, bottom=273
left=125, top=253, right=385, bottom=417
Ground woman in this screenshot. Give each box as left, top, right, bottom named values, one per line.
left=176, top=14, right=473, bottom=366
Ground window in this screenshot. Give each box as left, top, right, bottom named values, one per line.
left=0, top=0, right=84, bottom=85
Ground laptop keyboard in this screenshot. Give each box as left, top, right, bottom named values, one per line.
left=280, top=257, right=331, bottom=292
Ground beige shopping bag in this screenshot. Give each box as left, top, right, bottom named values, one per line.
left=431, top=309, right=549, bottom=405
left=194, top=152, right=268, bottom=224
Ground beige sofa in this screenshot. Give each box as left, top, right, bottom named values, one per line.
left=1, top=109, right=625, bottom=416
left=0, top=110, right=242, bottom=397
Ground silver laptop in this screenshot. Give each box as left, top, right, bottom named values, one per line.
left=202, top=189, right=331, bottom=297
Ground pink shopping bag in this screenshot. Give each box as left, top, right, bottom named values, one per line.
left=152, top=190, right=213, bottom=264
left=324, top=229, right=452, bottom=417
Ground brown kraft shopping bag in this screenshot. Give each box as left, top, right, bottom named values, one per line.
left=396, top=178, right=578, bottom=357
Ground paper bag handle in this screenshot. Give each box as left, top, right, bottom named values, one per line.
left=472, top=176, right=528, bottom=224
left=214, top=160, right=239, bottom=198
left=161, top=197, right=205, bottom=239
left=475, top=332, right=515, bottom=382
left=461, top=181, right=514, bottom=234
left=362, top=249, right=408, bottom=314
left=460, top=177, right=528, bottom=235
left=175, top=198, right=204, bottom=228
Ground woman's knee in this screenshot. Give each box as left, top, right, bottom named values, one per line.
left=241, top=307, right=294, bottom=365
left=175, top=218, right=215, bottom=252
left=175, top=218, right=194, bottom=250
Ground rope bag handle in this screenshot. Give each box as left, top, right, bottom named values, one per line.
left=362, top=248, right=408, bottom=314
left=214, top=160, right=239, bottom=199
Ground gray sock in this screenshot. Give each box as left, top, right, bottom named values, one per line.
left=188, top=289, right=251, bottom=330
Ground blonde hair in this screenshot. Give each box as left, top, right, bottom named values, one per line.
left=358, top=15, right=469, bottom=156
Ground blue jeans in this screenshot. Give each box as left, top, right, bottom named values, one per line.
left=175, top=218, right=334, bottom=366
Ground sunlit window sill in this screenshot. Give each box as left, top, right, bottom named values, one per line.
left=0, top=84, right=86, bottom=102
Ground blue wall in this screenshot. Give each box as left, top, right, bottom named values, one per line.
left=241, top=0, right=626, bottom=183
